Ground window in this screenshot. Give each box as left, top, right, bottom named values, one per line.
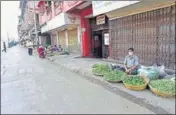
left=54, top=1, right=62, bottom=8
left=39, top=4, right=45, bottom=16
left=48, top=1, right=52, bottom=6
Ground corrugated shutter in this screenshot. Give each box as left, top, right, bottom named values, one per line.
left=58, top=31, right=66, bottom=49
left=68, top=28, right=80, bottom=54
left=51, top=34, right=57, bottom=46
left=109, top=5, right=175, bottom=69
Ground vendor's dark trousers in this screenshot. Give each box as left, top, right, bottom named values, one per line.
left=28, top=48, right=33, bottom=55
left=111, top=65, right=137, bottom=75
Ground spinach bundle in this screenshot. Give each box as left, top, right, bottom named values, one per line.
left=104, top=70, right=125, bottom=82
left=92, top=64, right=100, bottom=68
left=123, top=76, right=145, bottom=86
left=92, top=64, right=110, bottom=76
left=149, top=79, right=175, bottom=95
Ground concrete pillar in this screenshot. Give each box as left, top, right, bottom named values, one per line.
left=56, top=32, right=59, bottom=46
left=39, top=36, right=42, bottom=45
left=77, top=25, right=82, bottom=55
left=65, top=30, right=69, bottom=52
left=51, top=34, right=53, bottom=45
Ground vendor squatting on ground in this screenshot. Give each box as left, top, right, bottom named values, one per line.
left=111, top=48, right=139, bottom=75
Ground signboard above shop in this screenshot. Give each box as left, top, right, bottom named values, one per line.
left=66, top=13, right=81, bottom=25
left=96, top=15, right=105, bottom=25
left=92, top=1, right=139, bottom=16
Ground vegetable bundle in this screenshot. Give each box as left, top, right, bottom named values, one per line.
left=92, top=64, right=100, bottom=68
left=104, top=70, right=125, bottom=82
left=92, top=64, right=110, bottom=76
left=123, top=75, right=145, bottom=86
left=149, top=79, right=175, bottom=95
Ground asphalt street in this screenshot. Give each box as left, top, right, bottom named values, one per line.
left=1, top=46, right=154, bottom=114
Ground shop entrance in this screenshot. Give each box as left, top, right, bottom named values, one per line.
left=92, top=30, right=109, bottom=58
left=92, top=31, right=103, bottom=58
left=90, top=15, right=109, bottom=58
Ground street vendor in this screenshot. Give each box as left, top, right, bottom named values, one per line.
left=123, top=48, right=139, bottom=75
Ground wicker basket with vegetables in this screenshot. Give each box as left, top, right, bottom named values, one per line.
left=122, top=75, right=149, bottom=91
left=104, top=70, right=125, bottom=83
left=92, top=64, right=110, bottom=76
left=148, top=79, right=175, bottom=97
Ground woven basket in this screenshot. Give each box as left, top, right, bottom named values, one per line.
left=105, top=79, right=122, bottom=83
left=123, top=76, right=149, bottom=91
left=148, top=84, right=175, bottom=97
left=93, top=73, right=104, bottom=77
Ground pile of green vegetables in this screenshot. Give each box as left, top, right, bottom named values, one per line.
left=123, top=75, right=145, bottom=86
left=149, top=79, right=175, bottom=95
left=92, top=64, right=100, bottom=68
left=92, top=64, right=110, bottom=76
left=104, top=70, right=125, bottom=82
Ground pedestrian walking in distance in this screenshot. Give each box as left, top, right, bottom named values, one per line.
left=2, top=42, right=7, bottom=52
left=27, top=40, right=33, bottom=55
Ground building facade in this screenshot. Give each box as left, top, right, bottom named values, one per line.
left=18, top=0, right=40, bottom=46
left=92, top=1, right=175, bottom=69
left=37, top=1, right=93, bottom=55
left=34, top=1, right=176, bottom=69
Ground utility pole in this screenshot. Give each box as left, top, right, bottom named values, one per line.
left=33, top=1, right=39, bottom=47
left=7, top=32, right=9, bottom=48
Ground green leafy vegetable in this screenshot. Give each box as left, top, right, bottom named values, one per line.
left=123, top=76, right=145, bottom=86
left=149, top=79, right=175, bottom=95
left=104, top=70, right=125, bottom=82
left=92, top=64, right=110, bottom=76
left=92, top=64, right=100, bottom=68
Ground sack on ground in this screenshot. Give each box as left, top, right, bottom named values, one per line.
left=138, top=66, right=159, bottom=80
left=163, top=74, right=176, bottom=79
left=157, top=65, right=167, bottom=79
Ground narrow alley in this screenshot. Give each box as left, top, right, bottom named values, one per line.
left=1, top=46, right=155, bottom=114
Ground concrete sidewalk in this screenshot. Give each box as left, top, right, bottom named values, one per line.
left=44, top=54, right=174, bottom=114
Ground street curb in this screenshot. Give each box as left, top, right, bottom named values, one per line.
left=47, top=58, right=172, bottom=114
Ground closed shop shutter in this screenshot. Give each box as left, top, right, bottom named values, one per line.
left=40, top=36, right=46, bottom=46
left=58, top=31, right=66, bottom=50
left=109, top=5, right=175, bottom=69
left=68, top=28, right=80, bottom=54
left=51, top=34, right=57, bottom=46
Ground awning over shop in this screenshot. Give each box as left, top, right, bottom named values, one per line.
left=105, top=0, right=175, bottom=19
left=41, top=12, right=80, bottom=33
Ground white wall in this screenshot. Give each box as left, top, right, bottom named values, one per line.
left=92, top=1, right=139, bottom=16
left=41, top=13, right=81, bottom=33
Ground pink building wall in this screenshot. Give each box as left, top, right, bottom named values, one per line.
left=38, top=1, right=84, bottom=25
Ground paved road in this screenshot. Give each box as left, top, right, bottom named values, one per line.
left=1, top=46, right=154, bottom=114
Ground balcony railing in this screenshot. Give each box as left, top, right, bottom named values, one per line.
left=39, top=1, right=66, bottom=25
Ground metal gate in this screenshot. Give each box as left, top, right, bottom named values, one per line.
left=109, top=5, right=175, bottom=69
